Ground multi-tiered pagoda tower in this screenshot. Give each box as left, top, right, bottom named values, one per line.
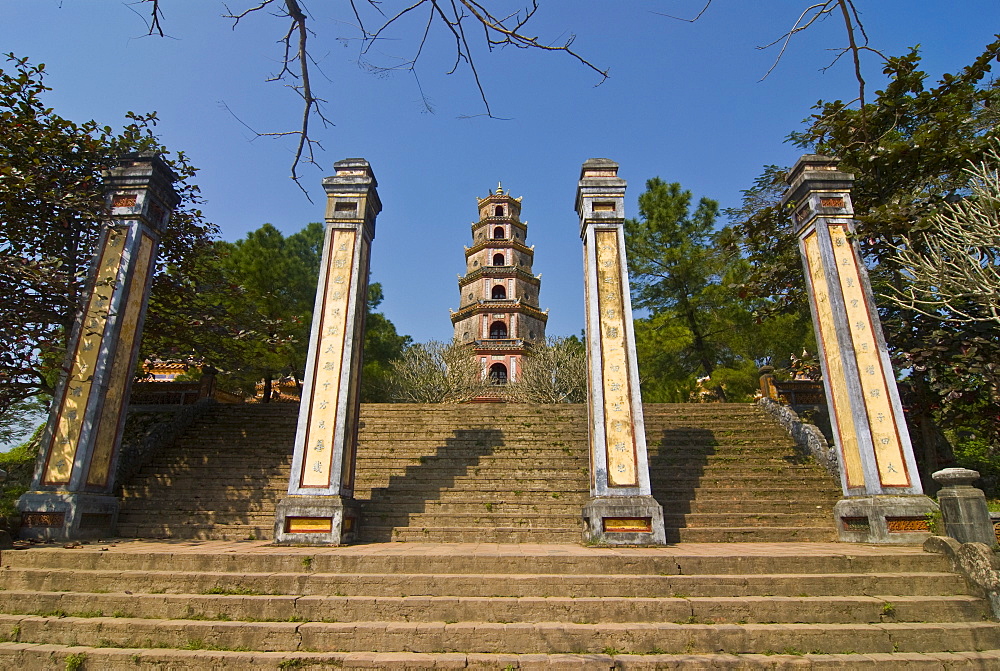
left=451, top=185, right=548, bottom=385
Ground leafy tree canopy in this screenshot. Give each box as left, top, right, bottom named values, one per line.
left=0, top=54, right=216, bottom=419
left=732, top=37, right=1000, bottom=488
left=625, top=178, right=813, bottom=402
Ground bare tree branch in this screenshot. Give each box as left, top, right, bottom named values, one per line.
left=652, top=0, right=713, bottom=23
left=884, top=142, right=1000, bottom=324
left=660, top=1, right=884, bottom=108
left=137, top=0, right=167, bottom=37
left=141, top=1, right=606, bottom=194
left=756, top=1, right=882, bottom=106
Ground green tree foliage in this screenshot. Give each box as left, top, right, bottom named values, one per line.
left=626, top=179, right=726, bottom=378
left=0, top=424, right=43, bottom=532
left=141, top=221, right=409, bottom=403
left=0, top=54, right=215, bottom=420
left=733, top=38, right=1000, bottom=488
left=625, top=179, right=813, bottom=402
left=216, top=223, right=322, bottom=400
left=361, top=283, right=412, bottom=402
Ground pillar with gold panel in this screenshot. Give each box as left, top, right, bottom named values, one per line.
left=273, top=159, right=380, bottom=545
left=576, top=159, right=666, bottom=545
left=783, top=155, right=937, bottom=543
left=17, top=153, right=180, bottom=541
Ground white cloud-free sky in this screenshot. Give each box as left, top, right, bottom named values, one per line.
left=3, top=1, right=997, bottom=345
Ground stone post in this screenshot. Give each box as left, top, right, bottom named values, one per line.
left=933, top=468, right=995, bottom=546
left=197, top=366, right=218, bottom=401
left=783, top=155, right=937, bottom=543
left=576, top=159, right=665, bottom=545
left=758, top=365, right=777, bottom=401
left=0, top=468, right=11, bottom=549
left=273, top=159, right=380, bottom=545
left=17, top=153, right=180, bottom=541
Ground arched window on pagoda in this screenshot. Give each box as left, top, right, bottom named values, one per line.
left=493, top=226, right=505, bottom=239
left=491, top=285, right=507, bottom=300
left=489, top=362, right=508, bottom=385
left=495, top=205, right=504, bottom=217
left=489, top=321, right=507, bottom=339
left=493, top=253, right=505, bottom=266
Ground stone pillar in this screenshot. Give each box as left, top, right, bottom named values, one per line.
left=17, top=153, right=180, bottom=541
left=933, top=468, right=995, bottom=546
left=783, top=155, right=937, bottom=543
left=576, top=159, right=665, bottom=545
left=758, top=365, right=777, bottom=401
left=273, top=159, right=380, bottom=545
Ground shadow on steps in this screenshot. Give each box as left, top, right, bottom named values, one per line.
left=357, top=428, right=505, bottom=541
left=648, top=426, right=713, bottom=544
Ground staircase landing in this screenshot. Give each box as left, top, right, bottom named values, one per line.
left=0, top=539, right=996, bottom=669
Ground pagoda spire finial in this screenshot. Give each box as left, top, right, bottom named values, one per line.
left=496, top=181, right=503, bottom=195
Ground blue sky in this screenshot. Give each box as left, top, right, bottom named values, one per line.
left=3, top=1, right=998, bottom=345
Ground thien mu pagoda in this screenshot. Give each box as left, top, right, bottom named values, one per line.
left=450, top=184, right=548, bottom=385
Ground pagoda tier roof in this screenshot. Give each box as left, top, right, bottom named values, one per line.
left=471, top=338, right=532, bottom=353
left=465, top=238, right=533, bottom=257
left=458, top=266, right=540, bottom=288
left=450, top=299, right=549, bottom=324
left=471, top=217, right=527, bottom=231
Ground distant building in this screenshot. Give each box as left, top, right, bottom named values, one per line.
left=450, top=184, right=548, bottom=385
left=141, top=359, right=198, bottom=381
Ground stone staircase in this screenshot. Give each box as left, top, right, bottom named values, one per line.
left=0, top=542, right=998, bottom=668
left=116, top=402, right=841, bottom=542
left=645, top=405, right=840, bottom=543
left=354, top=404, right=588, bottom=543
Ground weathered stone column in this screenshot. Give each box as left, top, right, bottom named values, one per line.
left=783, top=155, right=937, bottom=543
left=576, top=159, right=665, bottom=545
left=18, top=153, right=180, bottom=541
left=274, top=159, right=380, bottom=545
left=933, top=468, right=995, bottom=546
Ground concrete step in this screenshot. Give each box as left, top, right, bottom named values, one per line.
left=0, top=545, right=953, bottom=575
left=0, top=567, right=969, bottom=598
left=1, top=613, right=998, bottom=655
left=5, top=644, right=1000, bottom=670
left=0, top=590, right=986, bottom=624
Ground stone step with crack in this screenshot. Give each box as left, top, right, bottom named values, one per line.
left=1, top=615, right=998, bottom=655
left=0, top=568, right=968, bottom=598
left=0, top=591, right=986, bottom=625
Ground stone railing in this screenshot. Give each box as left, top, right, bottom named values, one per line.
left=757, top=397, right=839, bottom=478
left=114, top=398, right=218, bottom=496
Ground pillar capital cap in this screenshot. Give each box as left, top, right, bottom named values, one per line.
left=576, top=158, right=626, bottom=224
left=103, top=152, right=180, bottom=211
left=322, top=157, right=382, bottom=222
left=331, top=158, right=377, bottom=183
left=781, top=154, right=855, bottom=210
left=932, top=467, right=981, bottom=488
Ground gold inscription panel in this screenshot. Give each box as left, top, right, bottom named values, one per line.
left=603, top=517, right=652, bottom=533
left=285, top=517, right=333, bottom=533
left=301, top=229, right=356, bottom=487
left=340, top=239, right=369, bottom=492
left=829, top=225, right=909, bottom=487
left=43, top=229, right=125, bottom=485
left=803, top=231, right=865, bottom=489
left=88, top=233, right=155, bottom=487
left=594, top=229, right=637, bottom=488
